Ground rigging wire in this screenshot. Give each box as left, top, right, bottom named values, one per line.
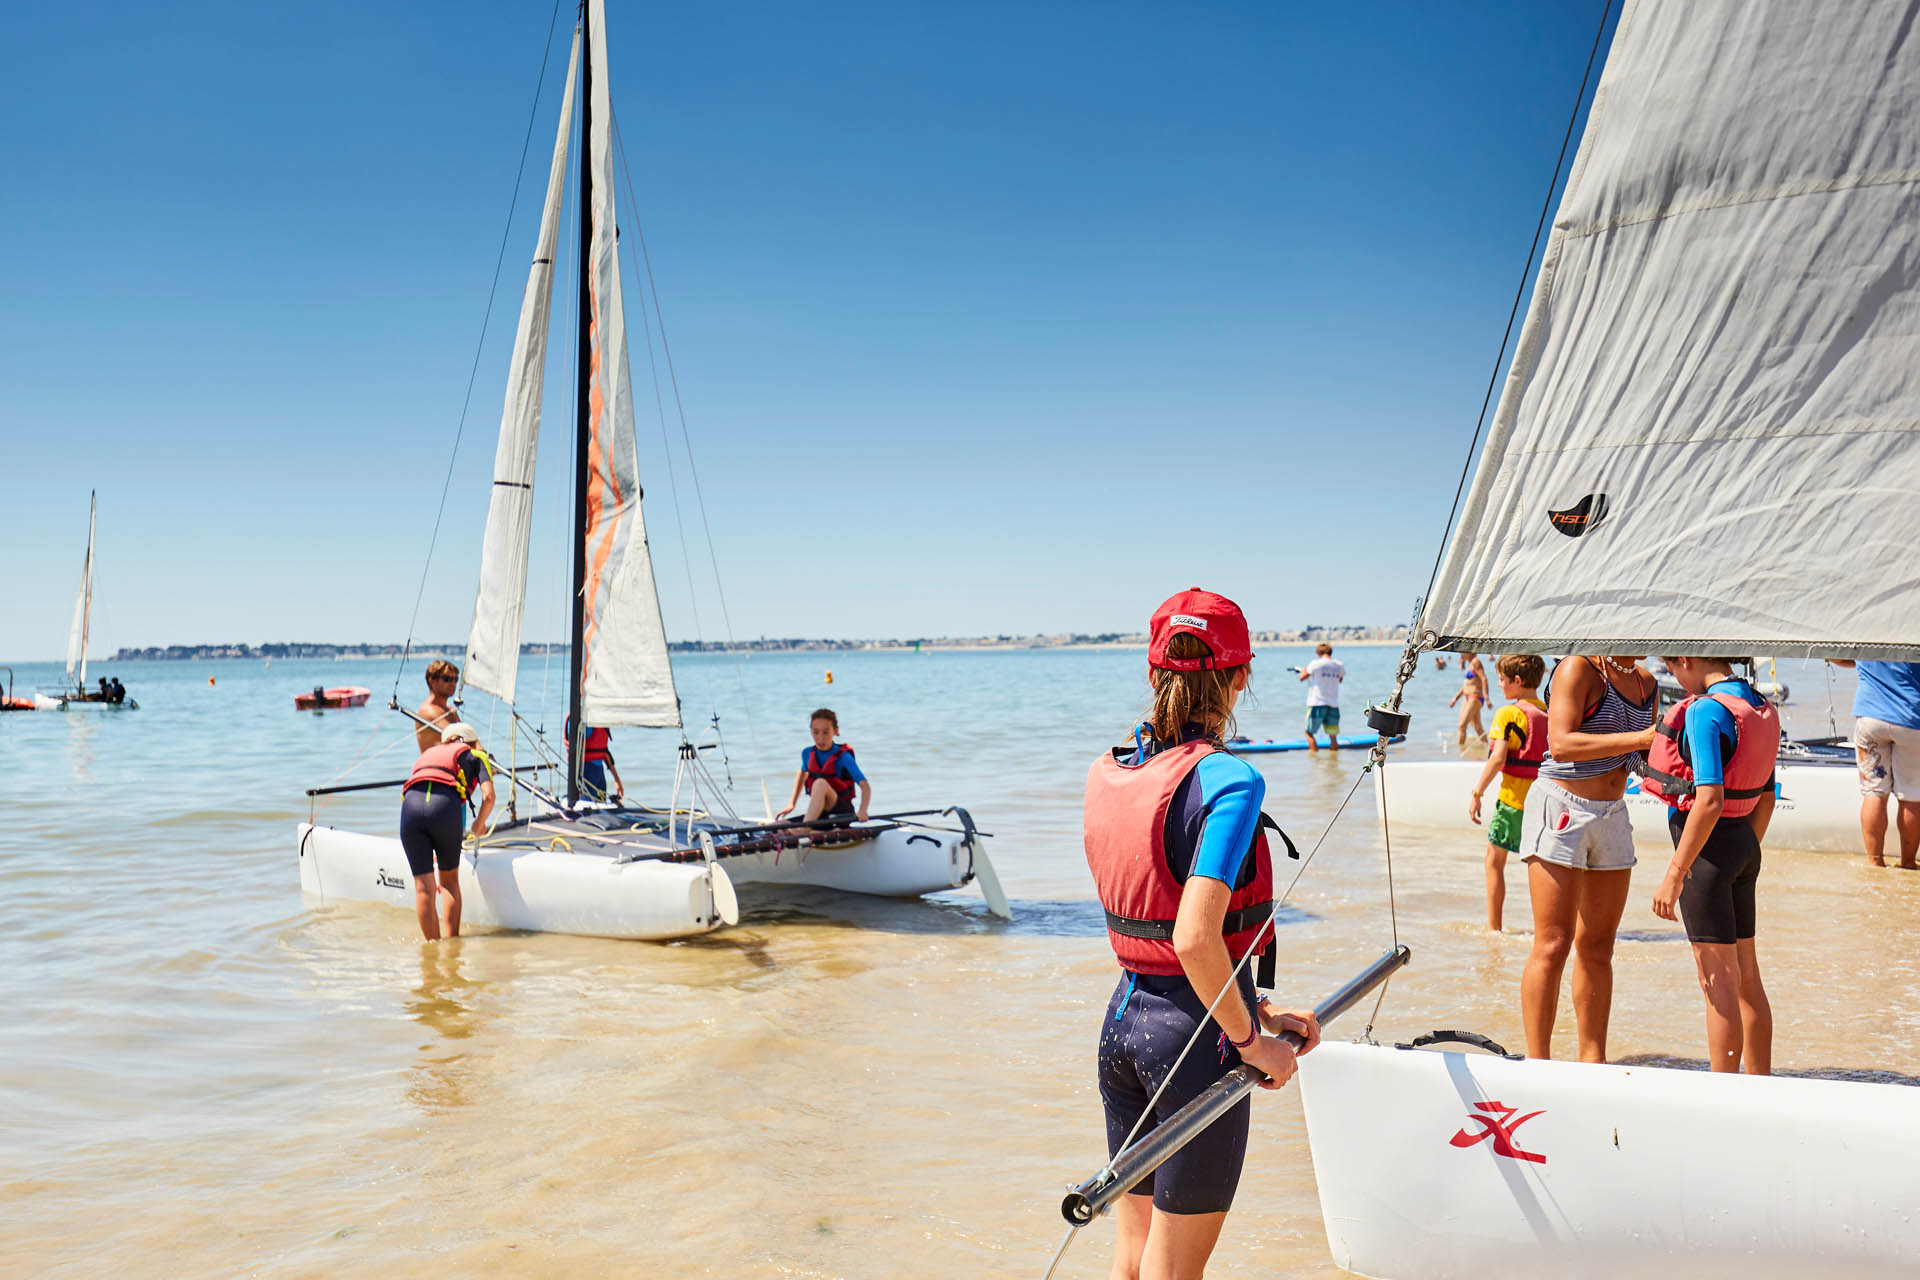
left=1409, top=0, right=1616, bottom=626
left=392, top=0, right=568, bottom=702
left=609, top=110, right=773, bottom=813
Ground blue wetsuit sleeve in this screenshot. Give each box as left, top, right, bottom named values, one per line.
left=1682, top=698, right=1737, bottom=787
left=1188, top=754, right=1267, bottom=885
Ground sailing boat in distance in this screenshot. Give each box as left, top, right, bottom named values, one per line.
left=47, top=491, right=136, bottom=712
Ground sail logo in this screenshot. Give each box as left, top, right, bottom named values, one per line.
left=1449, top=1100, right=1547, bottom=1164
left=1547, top=493, right=1608, bottom=538
left=376, top=870, right=406, bottom=891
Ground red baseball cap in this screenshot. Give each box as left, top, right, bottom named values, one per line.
left=1148, top=588, right=1253, bottom=671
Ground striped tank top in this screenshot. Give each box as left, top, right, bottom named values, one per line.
left=1537, top=659, right=1655, bottom=781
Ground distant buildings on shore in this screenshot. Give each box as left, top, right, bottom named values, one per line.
left=108, top=624, right=1405, bottom=662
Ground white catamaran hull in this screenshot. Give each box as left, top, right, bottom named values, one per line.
left=1377, top=761, right=1862, bottom=853
left=297, top=822, right=729, bottom=940
left=1299, top=1039, right=1920, bottom=1278
left=296, top=821, right=982, bottom=940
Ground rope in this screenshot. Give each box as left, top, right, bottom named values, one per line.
left=392, top=0, right=568, bottom=701
left=1410, top=0, right=1615, bottom=625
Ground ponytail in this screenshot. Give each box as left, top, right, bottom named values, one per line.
left=1148, top=633, right=1247, bottom=743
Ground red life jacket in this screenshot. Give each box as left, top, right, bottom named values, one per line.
left=407, top=742, right=475, bottom=800
left=1083, top=738, right=1276, bottom=978
left=583, top=727, right=613, bottom=764
left=1500, top=700, right=1549, bottom=781
left=804, top=743, right=857, bottom=795
left=1640, top=688, right=1781, bottom=818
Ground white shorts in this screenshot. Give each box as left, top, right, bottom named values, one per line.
left=1854, top=717, right=1920, bottom=799
left=1520, top=777, right=1637, bottom=872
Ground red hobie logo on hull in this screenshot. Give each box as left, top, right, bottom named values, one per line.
left=1450, top=1101, right=1547, bottom=1164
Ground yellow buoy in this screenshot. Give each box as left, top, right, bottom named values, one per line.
left=824, top=670, right=833, bottom=684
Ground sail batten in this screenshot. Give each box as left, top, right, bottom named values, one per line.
left=1422, top=0, right=1920, bottom=659
left=575, top=0, right=680, bottom=728
left=465, top=30, right=582, bottom=705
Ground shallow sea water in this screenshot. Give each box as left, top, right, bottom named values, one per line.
left=3, top=648, right=1916, bottom=1278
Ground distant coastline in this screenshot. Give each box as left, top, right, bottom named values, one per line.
left=106, top=626, right=1407, bottom=662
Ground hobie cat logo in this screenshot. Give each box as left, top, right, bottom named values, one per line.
left=376, top=870, right=406, bottom=890
left=1548, top=493, right=1608, bottom=538
left=1450, top=1100, right=1547, bottom=1164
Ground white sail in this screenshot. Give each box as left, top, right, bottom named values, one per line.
left=66, top=492, right=95, bottom=689
left=1422, top=0, right=1920, bottom=660
left=465, top=29, right=582, bottom=705
left=577, top=0, right=680, bottom=728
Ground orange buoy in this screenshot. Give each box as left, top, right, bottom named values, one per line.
left=209, top=676, right=216, bottom=686
left=824, top=670, right=833, bottom=684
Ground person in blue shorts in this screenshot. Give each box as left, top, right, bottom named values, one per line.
left=780, top=708, right=870, bottom=822
left=1085, top=588, right=1320, bottom=1278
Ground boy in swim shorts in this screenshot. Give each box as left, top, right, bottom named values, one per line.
left=1469, top=655, right=1546, bottom=931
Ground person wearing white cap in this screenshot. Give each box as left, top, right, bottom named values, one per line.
left=399, top=722, right=495, bottom=939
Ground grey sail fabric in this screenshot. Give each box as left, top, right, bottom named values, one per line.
left=1422, top=0, right=1920, bottom=660
left=577, top=0, right=680, bottom=727
left=465, top=30, right=580, bottom=705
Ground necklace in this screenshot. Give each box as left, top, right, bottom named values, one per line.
left=1601, top=655, right=1638, bottom=677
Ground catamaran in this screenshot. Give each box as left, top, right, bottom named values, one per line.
left=1304, top=1, right=1920, bottom=1273
left=1055, top=2, right=1920, bottom=1274
left=44, top=492, right=136, bottom=712
left=296, top=1, right=1004, bottom=941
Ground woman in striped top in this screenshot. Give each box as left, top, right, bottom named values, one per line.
left=1519, top=655, right=1658, bottom=1063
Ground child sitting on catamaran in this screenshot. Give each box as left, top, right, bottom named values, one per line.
left=1642, top=657, right=1780, bottom=1075
left=1468, top=655, right=1547, bottom=932
left=780, top=708, right=870, bottom=823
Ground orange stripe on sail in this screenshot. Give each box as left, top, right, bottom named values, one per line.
left=578, top=264, right=630, bottom=668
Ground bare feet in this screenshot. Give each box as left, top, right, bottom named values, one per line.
left=1869, top=855, right=1887, bottom=867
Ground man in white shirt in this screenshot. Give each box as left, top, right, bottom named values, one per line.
left=1299, top=643, right=1347, bottom=752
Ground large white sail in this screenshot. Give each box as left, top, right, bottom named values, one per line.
left=577, top=0, right=680, bottom=727
left=465, top=29, right=582, bottom=705
left=66, top=492, right=95, bottom=689
left=1423, top=0, right=1920, bottom=660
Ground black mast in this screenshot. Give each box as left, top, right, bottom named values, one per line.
left=565, top=1, right=593, bottom=809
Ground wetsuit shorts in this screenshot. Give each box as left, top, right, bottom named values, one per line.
left=582, top=759, right=609, bottom=798
left=399, top=785, right=466, bottom=877
left=1667, top=809, right=1760, bottom=944
left=1099, top=967, right=1258, bottom=1215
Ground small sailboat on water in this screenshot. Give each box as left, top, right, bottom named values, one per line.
left=45, top=492, right=136, bottom=712
left=296, top=2, right=1004, bottom=942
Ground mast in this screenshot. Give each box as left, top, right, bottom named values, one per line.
left=566, top=0, right=593, bottom=808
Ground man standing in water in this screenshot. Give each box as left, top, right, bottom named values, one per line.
left=414, top=659, right=461, bottom=751
left=1830, top=659, right=1920, bottom=867
left=1299, top=642, right=1345, bottom=751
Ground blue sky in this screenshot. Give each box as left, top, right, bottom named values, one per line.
left=0, top=0, right=1617, bottom=659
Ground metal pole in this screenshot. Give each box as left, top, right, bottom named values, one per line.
left=1060, top=944, right=1411, bottom=1226
left=566, top=1, right=594, bottom=810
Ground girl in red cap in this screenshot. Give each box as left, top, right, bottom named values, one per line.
left=1085, top=587, right=1321, bottom=1277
